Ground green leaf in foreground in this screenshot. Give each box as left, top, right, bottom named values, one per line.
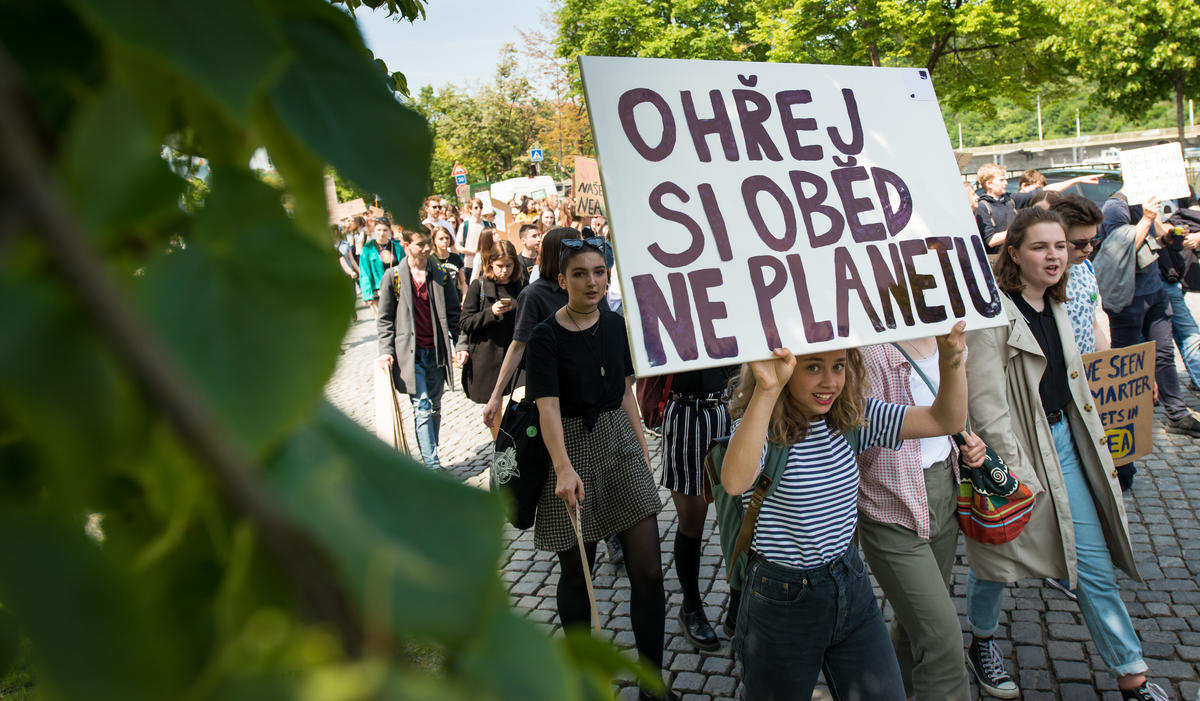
left=71, top=0, right=289, bottom=122
left=59, top=86, right=186, bottom=249
left=264, top=403, right=507, bottom=645
left=0, top=514, right=170, bottom=700
left=134, top=173, right=350, bottom=455
left=270, top=16, right=432, bottom=227
left=453, top=584, right=576, bottom=700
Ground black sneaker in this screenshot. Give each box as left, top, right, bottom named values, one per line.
left=604, top=534, right=624, bottom=566
left=1121, top=681, right=1170, bottom=700
left=967, top=636, right=1019, bottom=699
left=1118, top=463, right=1138, bottom=492
left=1166, top=414, right=1200, bottom=437
left=679, top=605, right=720, bottom=651
left=638, top=688, right=680, bottom=701
left=1043, top=577, right=1078, bottom=602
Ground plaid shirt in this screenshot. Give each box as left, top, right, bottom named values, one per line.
left=857, top=343, right=962, bottom=540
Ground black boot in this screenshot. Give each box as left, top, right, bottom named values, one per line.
left=678, top=605, right=720, bottom=651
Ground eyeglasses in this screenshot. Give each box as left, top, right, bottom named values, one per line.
left=1069, top=238, right=1098, bottom=250
left=373, top=217, right=389, bottom=223
left=562, top=236, right=614, bottom=267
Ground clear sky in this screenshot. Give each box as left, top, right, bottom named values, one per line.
left=355, top=1, right=557, bottom=95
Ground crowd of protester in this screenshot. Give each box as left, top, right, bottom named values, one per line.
left=333, top=168, right=1200, bottom=700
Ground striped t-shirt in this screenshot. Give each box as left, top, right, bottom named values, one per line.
left=733, top=398, right=908, bottom=569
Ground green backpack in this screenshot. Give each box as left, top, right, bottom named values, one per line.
left=702, top=427, right=861, bottom=591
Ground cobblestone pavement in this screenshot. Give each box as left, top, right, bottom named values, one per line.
left=327, top=302, right=1200, bottom=700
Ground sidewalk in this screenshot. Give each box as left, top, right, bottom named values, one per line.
left=327, top=303, right=1200, bottom=701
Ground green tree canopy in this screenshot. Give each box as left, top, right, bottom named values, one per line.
left=411, top=45, right=546, bottom=199
left=554, top=0, right=1064, bottom=114
left=1046, top=0, right=1200, bottom=144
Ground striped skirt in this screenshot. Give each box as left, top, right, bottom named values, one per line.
left=658, top=397, right=732, bottom=496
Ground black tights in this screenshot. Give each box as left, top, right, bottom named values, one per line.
left=557, top=515, right=665, bottom=669
left=671, top=492, right=708, bottom=611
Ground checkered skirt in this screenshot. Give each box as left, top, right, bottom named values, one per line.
left=534, top=408, right=662, bottom=552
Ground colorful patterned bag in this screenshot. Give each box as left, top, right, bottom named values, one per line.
left=952, top=438, right=1037, bottom=545
left=891, top=342, right=1036, bottom=546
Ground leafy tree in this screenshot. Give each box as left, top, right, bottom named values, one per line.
left=553, top=0, right=1062, bottom=115
left=1045, top=0, right=1200, bottom=145
left=942, top=80, right=1177, bottom=148
left=0, top=0, right=640, bottom=698
left=555, top=0, right=768, bottom=72
left=412, top=45, right=547, bottom=201
left=520, top=18, right=595, bottom=177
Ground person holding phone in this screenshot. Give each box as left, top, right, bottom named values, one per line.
left=456, top=241, right=526, bottom=440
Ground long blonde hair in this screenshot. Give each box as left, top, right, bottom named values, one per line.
left=728, top=349, right=870, bottom=444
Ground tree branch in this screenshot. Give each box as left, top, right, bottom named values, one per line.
left=942, top=38, right=1035, bottom=56
left=927, top=31, right=954, bottom=72
left=0, top=47, right=363, bottom=655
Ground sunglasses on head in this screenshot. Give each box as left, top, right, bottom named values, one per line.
left=562, top=236, right=614, bottom=267
left=1069, top=237, right=1098, bottom=250
left=373, top=217, right=389, bottom=223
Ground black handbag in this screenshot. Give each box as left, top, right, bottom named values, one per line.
left=491, top=396, right=551, bottom=529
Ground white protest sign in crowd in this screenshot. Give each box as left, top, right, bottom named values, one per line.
left=579, top=56, right=1007, bottom=376
left=1118, top=142, right=1191, bottom=206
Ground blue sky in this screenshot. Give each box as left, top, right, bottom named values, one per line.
left=355, top=1, right=557, bottom=94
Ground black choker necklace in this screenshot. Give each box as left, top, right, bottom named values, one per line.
left=564, top=305, right=605, bottom=374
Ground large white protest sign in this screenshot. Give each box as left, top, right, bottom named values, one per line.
left=1118, top=142, right=1190, bottom=206
left=579, top=56, right=1007, bottom=376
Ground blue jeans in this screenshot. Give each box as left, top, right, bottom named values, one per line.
left=967, top=420, right=1146, bottom=677
left=734, top=547, right=905, bottom=700
left=1165, top=281, right=1200, bottom=389
left=411, top=347, right=444, bottom=469
left=1107, top=289, right=1189, bottom=420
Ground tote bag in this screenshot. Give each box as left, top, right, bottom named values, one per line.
left=491, top=396, right=551, bottom=529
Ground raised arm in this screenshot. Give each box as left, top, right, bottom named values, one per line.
left=897, top=321, right=967, bottom=441
left=1045, top=174, right=1101, bottom=193
left=722, top=350, right=795, bottom=495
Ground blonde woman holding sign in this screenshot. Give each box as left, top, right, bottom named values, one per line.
left=963, top=207, right=1166, bottom=701
left=721, top=322, right=969, bottom=701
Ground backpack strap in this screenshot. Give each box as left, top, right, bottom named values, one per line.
left=843, top=425, right=862, bottom=456
left=725, top=441, right=789, bottom=583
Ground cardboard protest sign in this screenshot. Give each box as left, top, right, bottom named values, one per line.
left=1118, top=142, right=1191, bottom=206
left=491, top=197, right=518, bottom=246
left=579, top=56, right=1007, bottom=376
left=1082, top=342, right=1154, bottom=466
left=574, top=156, right=605, bottom=218
left=329, top=197, right=367, bottom=223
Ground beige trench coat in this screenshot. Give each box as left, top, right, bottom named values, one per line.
left=964, top=294, right=1138, bottom=585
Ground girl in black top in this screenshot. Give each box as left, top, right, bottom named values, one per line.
left=481, top=228, right=582, bottom=429
left=455, top=240, right=526, bottom=438
left=432, top=227, right=468, bottom=301
left=525, top=240, right=673, bottom=701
